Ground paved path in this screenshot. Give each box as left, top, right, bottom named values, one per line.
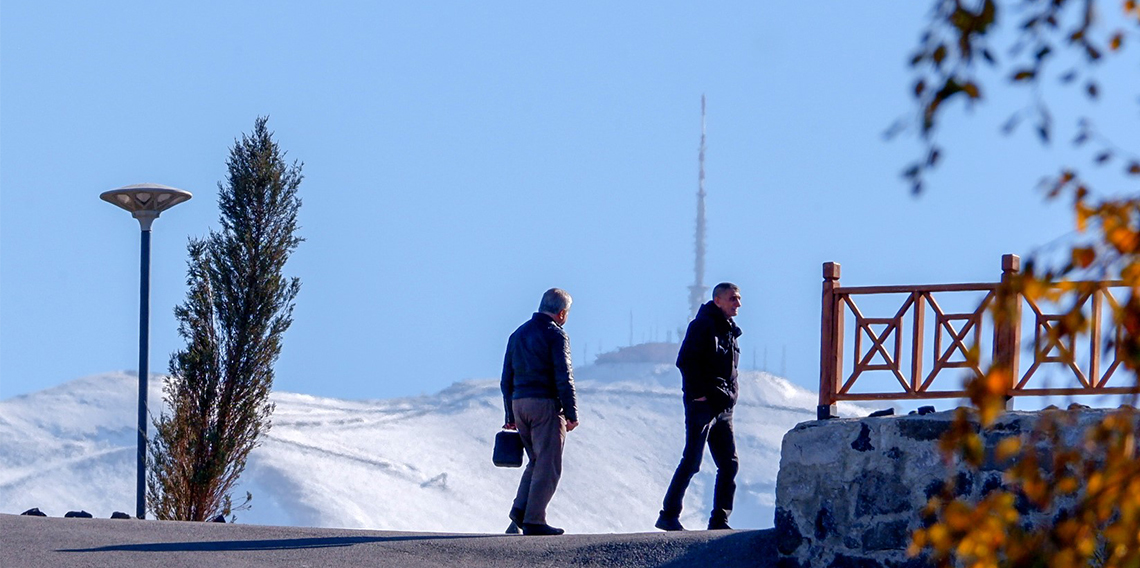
left=1, top=514, right=775, bottom=568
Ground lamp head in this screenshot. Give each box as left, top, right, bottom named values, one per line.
left=100, top=183, right=192, bottom=230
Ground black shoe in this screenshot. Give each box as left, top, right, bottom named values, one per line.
left=505, top=507, right=524, bottom=534
left=707, top=516, right=732, bottom=530
left=521, top=523, right=565, bottom=536
left=655, top=512, right=685, bottom=532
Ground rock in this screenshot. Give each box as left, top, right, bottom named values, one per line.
left=64, top=511, right=92, bottom=518
left=775, top=507, right=804, bottom=554
left=917, top=406, right=935, bottom=415
left=954, top=470, right=974, bottom=498
left=869, top=409, right=894, bottom=418
left=855, top=471, right=909, bottom=517
left=20, top=508, right=46, bottom=517
left=862, top=519, right=909, bottom=551
left=826, top=554, right=884, bottom=568
left=980, top=473, right=1004, bottom=496
left=851, top=424, right=874, bottom=452
left=898, top=419, right=953, bottom=442
left=887, top=557, right=935, bottom=568
left=923, top=479, right=944, bottom=500
left=110, top=512, right=131, bottom=519
left=210, top=514, right=226, bottom=523
left=815, top=504, right=837, bottom=540
left=778, top=408, right=1136, bottom=567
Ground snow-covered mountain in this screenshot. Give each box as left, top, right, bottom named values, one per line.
left=0, top=363, right=869, bottom=533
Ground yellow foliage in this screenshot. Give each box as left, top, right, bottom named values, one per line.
left=914, top=180, right=1140, bottom=567
left=1073, top=246, right=1097, bottom=268
left=1077, top=200, right=1094, bottom=232
left=995, top=437, right=1021, bottom=462
left=906, top=3, right=1139, bottom=565
left=1055, top=476, right=1080, bottom=495
left=1109, top=227, right=1140, bottom=254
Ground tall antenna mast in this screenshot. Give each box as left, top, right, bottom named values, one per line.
left=688, top=95, right=709, bottom=320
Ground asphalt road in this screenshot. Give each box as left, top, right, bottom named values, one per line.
left=0, top=514, right=776, bottom=568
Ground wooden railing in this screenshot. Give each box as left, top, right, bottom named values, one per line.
left=817, top=254, right=1140, bottom=419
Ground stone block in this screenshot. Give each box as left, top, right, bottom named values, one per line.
left=777, top=408, right=1132, bottom=568
left=815, top=504, right=837, bottom=540
left=826, top=554, right=885, bottom=568
left=862, top=519, right=909, bottom=551
left=980, top=472, right=1004, bottom=495
left=776, top=507, right=805, bottom=555
left=854, top=471, right=909, bottom=517
left=953, top=470, right=974, bottom=498
left=784, top=421, right=861, bottom=466
left=897, top=418, right=952, bottom=442
left=851, top=423, right=874, bottom=452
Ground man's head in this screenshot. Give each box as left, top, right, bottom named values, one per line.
left=539, top=288, right=573, bottom=326
left=712, top=282, right=741, bottom=318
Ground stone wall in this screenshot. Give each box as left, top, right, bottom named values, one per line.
left=773, top=408, right=1126, bottom=568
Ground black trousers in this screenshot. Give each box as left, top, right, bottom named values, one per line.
left=661, top=399, right=738, bottom=521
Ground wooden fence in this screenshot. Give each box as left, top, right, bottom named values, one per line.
left=817, top=254, right=1140, bottom=419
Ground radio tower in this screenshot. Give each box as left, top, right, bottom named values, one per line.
left=688, top=95, right=709, bottom=321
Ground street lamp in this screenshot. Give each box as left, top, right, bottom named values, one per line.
left=101, top=183, right=192, bottom=519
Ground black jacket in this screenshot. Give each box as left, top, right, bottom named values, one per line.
left=501, top=312, right=578, bottom=424
left=677, top=301, right=742, bottom=410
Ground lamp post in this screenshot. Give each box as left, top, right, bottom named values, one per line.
left=101, top=183, right=192, bottom=519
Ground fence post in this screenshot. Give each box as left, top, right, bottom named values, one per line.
left=818, top=262, right=841, bottom=419
left=993, top=254, right=1021, bottom=408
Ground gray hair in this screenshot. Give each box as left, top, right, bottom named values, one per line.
left=712, top=282, right=739, bottom=299
left=539, top=288, right=572, bottom=314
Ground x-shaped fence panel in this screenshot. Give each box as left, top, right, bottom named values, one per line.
left=1017, top=286, right=1128, bottom=393
left=817, top=256, right=1140, bottom=419
left=837, top=287, right=994, bottom=401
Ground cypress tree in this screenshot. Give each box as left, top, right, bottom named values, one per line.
left=148, top=117, right=303, bottom=521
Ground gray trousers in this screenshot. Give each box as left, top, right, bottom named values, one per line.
left=511, top=397, right=567, bottom=524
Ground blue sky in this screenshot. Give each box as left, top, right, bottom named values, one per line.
left=2, top=2, right=1136, bottom=402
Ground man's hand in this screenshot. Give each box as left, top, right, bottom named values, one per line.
left=503, top=423, right=517, bottom=431
left=566, top=420, right=579, bottom=432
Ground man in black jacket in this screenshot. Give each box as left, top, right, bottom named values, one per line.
left=501, top=288, right=579, bottom=536
left=656, top=282, right=742, bottom=531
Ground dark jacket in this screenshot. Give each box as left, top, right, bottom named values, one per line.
left=501, top=312, right=578, bottom=424
left=677, top=301, right=742, bottom=410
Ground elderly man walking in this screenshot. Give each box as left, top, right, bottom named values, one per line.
left=656, top=282, right=742, bottom=531
left=501, top=288, right=579, bottom=536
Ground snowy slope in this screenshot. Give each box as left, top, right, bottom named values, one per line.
left=0, top=365, right=869, bottom=533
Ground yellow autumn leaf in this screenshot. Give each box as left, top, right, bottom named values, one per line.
left=996, top=437, right=1022, bottom=461
left=1076, top=201, right=1093, bottom=232
left=945, top=502, right=974, bottom=531
left=1056, top=476, right=1080, bottom=494
left=1121, top=262, right=1140, bottom=288
left=1072, top=246, right=1096, bottom=268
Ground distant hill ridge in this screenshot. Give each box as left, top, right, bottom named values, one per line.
left=0, top=363, right=869, bottom=533
left=594, top=342, right=680, bottom=365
